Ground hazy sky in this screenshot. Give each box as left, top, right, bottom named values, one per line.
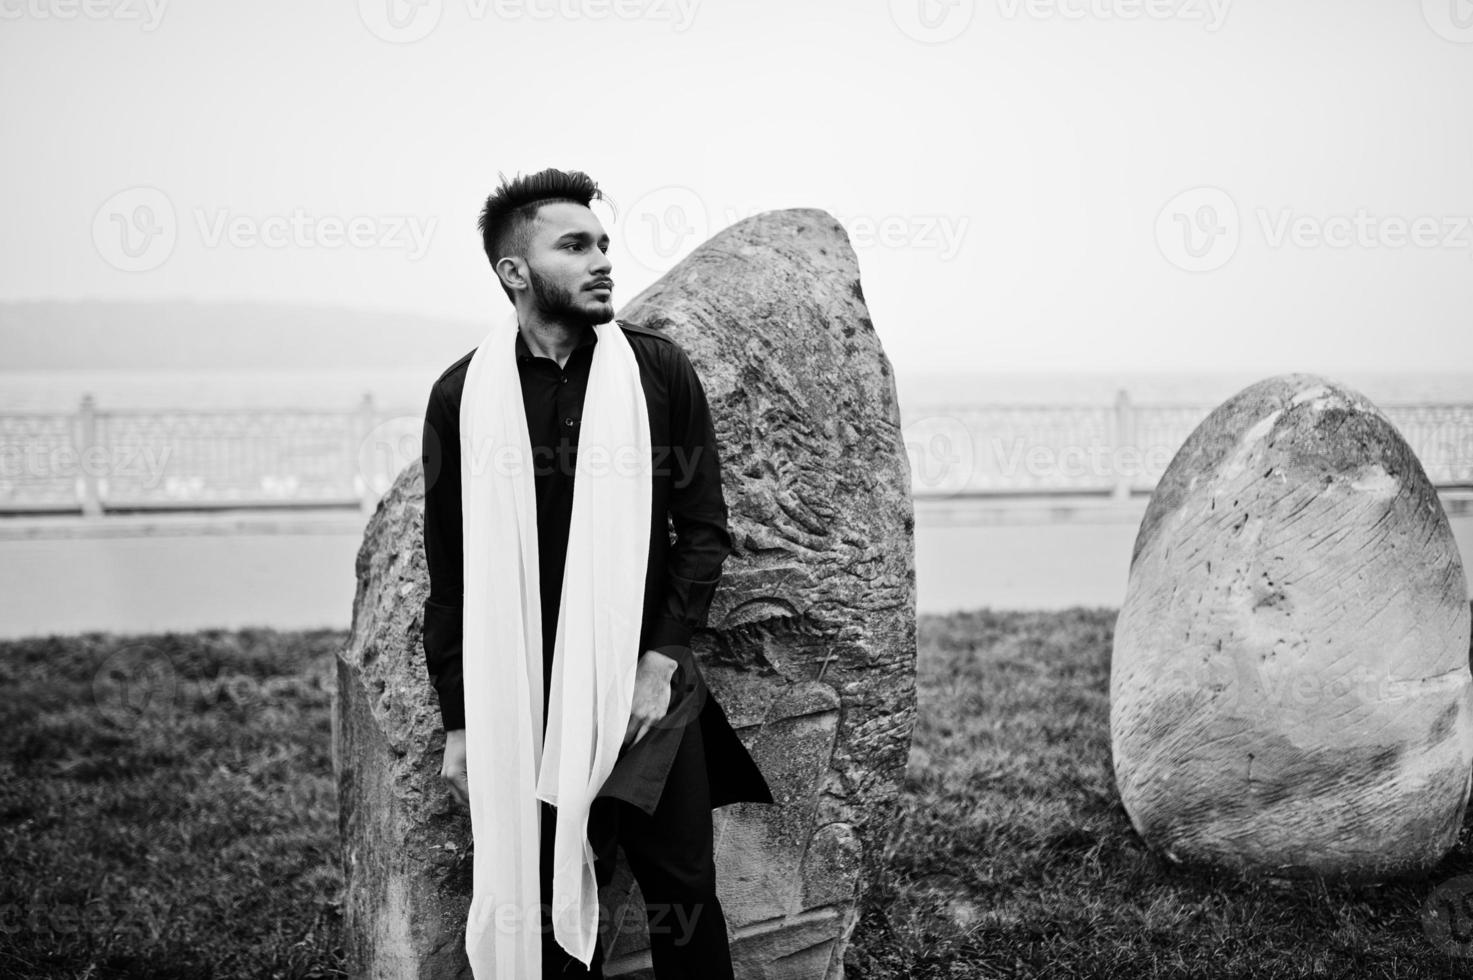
left=2, top=0, right=1471, bottom=375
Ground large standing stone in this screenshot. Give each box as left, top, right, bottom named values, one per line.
left=334, top=208, right=917, bottom=978
left=1111, top=373, right=1473, bottom=881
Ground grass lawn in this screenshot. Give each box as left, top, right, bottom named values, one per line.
left=1, top=611, right=1469, bottom=979
left=847, top=608, right=1473, bottom=980
left=0, top=630, right=345, bottom=979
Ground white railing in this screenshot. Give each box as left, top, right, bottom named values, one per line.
left=2, top=393, right=1470, bottom=515
left=901, top=393, right=1473, bottom=498
left=0, top=395, right=419, bottom=516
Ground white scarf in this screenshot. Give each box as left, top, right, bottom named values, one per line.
left=459, top=311, right=652, bottom=974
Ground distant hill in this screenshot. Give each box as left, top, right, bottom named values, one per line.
left=0, top=300, right=489, bottom=370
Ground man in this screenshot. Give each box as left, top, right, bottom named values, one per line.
left=420, top=168, right=772, bottom=979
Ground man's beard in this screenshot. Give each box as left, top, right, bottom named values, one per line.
left=527, top=266, right=612, bottom=328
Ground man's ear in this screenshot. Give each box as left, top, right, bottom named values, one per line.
left=495, top=256, right=527, bottom=296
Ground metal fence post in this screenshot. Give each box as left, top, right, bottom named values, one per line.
left=77, top=394, right=103, bottom=517
left=356, top=392, right=377, bottom=515
left=1112, top=389, right=1133, bottom=500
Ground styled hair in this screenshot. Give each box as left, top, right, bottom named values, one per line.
left=478, top=168, right=605, bottom=301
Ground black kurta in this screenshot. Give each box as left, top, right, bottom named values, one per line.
left=420, top=318, right=772, bottom=814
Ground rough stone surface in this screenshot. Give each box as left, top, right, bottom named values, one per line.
left=1111, top=373, right=1473, bottom=881
left=334, top=208, right=917, bottom=978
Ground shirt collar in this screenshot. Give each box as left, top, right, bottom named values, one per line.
left=514, top=323, right=600, bottom=362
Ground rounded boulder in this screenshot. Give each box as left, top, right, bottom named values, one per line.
left=1111, top=373, right=1473, bottom=880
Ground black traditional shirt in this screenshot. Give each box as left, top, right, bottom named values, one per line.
left=419, top=318, right=771, bottom=815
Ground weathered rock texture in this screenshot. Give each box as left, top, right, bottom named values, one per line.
left=1111, top=373, right=1473, bottom=881
left=334, top=208, right=917, bottom=978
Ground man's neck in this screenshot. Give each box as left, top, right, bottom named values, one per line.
left=516, top=309, right=594, bottom=369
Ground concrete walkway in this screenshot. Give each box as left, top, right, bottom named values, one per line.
left=2, top=494, right=1470, bottom=639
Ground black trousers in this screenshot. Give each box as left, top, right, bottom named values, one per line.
left=537, top=720, right=734, bottom=980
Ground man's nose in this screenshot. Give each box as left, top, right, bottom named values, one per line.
left=590, top=248, right=612, bottom=276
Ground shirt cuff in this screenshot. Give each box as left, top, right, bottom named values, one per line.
left=647, top=616, right=693, bottom=650
left=437, top=679, right=466, bottom=732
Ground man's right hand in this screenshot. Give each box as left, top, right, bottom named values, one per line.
left=442, top=728, right=468, bottom=807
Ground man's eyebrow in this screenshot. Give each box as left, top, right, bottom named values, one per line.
left=552, top=230, right=609, bottom=243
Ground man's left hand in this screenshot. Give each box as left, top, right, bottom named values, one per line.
left=624, top=649, right=678, bottom=748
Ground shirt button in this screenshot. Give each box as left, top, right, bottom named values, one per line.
left=560, top=375, right=568, bottom=384
left=563, top=417, right=575, bottom=427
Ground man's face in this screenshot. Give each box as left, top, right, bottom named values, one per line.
left=521, top=201, right=614, bottom=327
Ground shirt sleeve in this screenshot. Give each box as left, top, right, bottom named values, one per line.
left=421, top=380, right=466, bottom=732
left=646, top=343, right=734, bottom=651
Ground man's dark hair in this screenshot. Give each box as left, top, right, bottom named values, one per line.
left=478, top=168, right=604, bottom=302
